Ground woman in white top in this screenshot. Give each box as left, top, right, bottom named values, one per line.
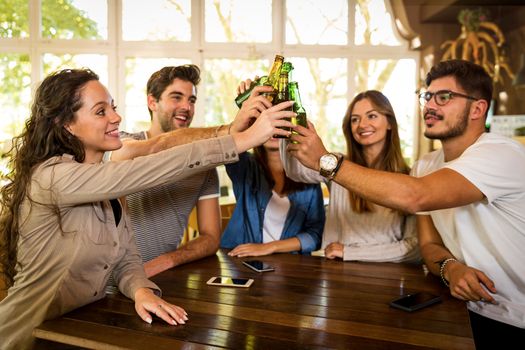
left=281, top=90, right=420, bottom=263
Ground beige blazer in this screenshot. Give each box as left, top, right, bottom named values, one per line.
left=0, top=136, right=238, bottom=349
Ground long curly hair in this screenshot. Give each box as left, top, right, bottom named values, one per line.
left=0, top=68, right=98, bottom=288
left=342, top=90, right=410, bottom=213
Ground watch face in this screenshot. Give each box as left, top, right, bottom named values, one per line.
left=320, top=154, right=338, bottom=171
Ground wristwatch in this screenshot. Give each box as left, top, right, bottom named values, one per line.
left=319, top=153, right=343, bottom=179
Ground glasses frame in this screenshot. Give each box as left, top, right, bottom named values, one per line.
left=418, top=90, right=478, bottom=107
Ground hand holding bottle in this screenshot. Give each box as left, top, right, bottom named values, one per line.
left=232, top=101, right=295, bottom=154
left=234, top=55, right=284, bottom=107
left=286, top=121, right=329, bottom=172
left=231, top=84, right=274, bottom=134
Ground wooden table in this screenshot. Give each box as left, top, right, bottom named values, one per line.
left=34, top=250, right=474, bottom=349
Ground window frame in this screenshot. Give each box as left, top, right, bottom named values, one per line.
left=0, top=0, right=420, bottom=159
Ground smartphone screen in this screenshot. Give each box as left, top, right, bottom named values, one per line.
left=242, top=260, right=275, bottom=273
left=390, top=292, right=442, bottom=312
left=206, top=276, right=254, bottom=288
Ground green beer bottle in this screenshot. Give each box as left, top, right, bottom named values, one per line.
left=288, top=81, right=308, bottom=143
left=234, top=54, right=284, bottom=107
left=234, top=76, right=268, bottom=108
left=272, top=62, right=294, bottom=138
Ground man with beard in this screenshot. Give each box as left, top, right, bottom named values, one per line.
left=108, top=65, right=223, bottom=277
left=285, top=59, right=525, bottom=348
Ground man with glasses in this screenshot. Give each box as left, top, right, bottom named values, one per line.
left=286, top=59, right=525, bottom=348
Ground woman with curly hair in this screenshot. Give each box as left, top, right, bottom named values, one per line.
left=0, top=68, right=292, bottom=349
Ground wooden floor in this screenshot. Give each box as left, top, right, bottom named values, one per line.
left=34, top=249, right=474, bottom=349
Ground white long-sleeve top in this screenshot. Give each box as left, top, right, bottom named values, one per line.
left=279, top=140, right=420, bottom=263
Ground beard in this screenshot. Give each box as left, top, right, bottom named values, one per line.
left=159, top=113, right=175, bottom=133
left=157, top=109, right=191, bottom=133
left=424, top=105, right=469, bottom=140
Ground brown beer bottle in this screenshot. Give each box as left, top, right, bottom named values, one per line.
left=234, top=54, right=284, bottom=107
left=288, top=81, right=307, bottom=143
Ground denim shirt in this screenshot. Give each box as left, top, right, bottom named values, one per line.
left=221, top=152, right=325, bottom=253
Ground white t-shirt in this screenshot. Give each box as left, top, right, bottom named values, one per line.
left=262, top=191, right=290, bottom=243
left=412, top=133, right=525, bottom=328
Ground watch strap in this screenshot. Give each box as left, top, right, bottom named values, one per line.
left=328, top=153, right=344, bottom=179
left=320, top=153, right=343, bottom=179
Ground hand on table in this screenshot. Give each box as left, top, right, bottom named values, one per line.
left=228, top=243, right=274, bottom=257
left=325, top=242, right=344, bottom=259
left=134, top=287, right=188, bottom=326
left=445, top=260, right=497, bottom=304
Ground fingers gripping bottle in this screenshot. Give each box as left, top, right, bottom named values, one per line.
left=288, top=81, right=308, bottom=143
left=272, top=62, right=294, bottom=138
left=234, top=54, right=284, bottom=107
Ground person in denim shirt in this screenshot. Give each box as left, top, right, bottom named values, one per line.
left=221, top=137, right=325, bottom=257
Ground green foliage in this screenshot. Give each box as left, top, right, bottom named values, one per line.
left=0, top=0, right=29, bottom=37
left=41, top=0, right=100, bottom=39
left=0, top=54, right=30, bottom=107
left=1, top=0, right=101, bottom=142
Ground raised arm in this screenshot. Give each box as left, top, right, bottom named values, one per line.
left=287, top=122, right=484, bottom=214
left=110, top=127, right=229, bottom=161
left=111, top=85, right=278, bottom=161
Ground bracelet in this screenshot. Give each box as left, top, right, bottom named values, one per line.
left=214, top=124, right=232, bottom=138
left=439, top=258, right=457, bottom=287
left=214, top=124, right=223, bottom=138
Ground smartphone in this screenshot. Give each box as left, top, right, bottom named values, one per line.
left=206, top=276, right=254, bottom=288
left=390, top=292, right=442, bottom=312
left=242, top=260, right=275, bottom=273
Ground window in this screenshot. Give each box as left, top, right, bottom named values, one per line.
left=0, top=0, right=418, bottom=181
left=122, top=0, right=191, bottom=41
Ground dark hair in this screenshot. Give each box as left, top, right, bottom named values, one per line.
left=146, top=64, right=201, bottom=117
left=342, top=90, right=410, bottom=213
left=425, top=59, right=493, bottom=117
left=0, top=68, right=98, bottom=288
left=253, top=146, right=306, bottom=195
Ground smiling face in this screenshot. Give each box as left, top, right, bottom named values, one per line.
left=423, top=76, right=471, bottom=140
left=149, top=78, right=196, bottom=132
left=349, top=98, right=391, bottom=150
left=65, top=80, right=122, bottom=163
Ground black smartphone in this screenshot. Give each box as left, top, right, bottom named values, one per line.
left=242, top=260, right=275, bottom=273
left=390, top=292, right=442, bottom=312
left=206, top=276, right=254, bottom=288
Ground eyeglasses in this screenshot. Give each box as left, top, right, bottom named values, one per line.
left=417, top=90, right=478, bottom=107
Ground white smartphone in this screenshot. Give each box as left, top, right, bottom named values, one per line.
left=242, top=260, right=275, bottom=273
left=206, top=276, right=254, bottom=288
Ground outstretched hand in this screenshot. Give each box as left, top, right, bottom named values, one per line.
left=134, top=288, right=188, bottom=326
left=230, top=83, right=274, bottom=134
left=286, top=121, right=329, bottom=171
left=232, top=101, right=295, bottom=153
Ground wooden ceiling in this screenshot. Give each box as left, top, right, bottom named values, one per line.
left=410, top=0, right=525, bottom=32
